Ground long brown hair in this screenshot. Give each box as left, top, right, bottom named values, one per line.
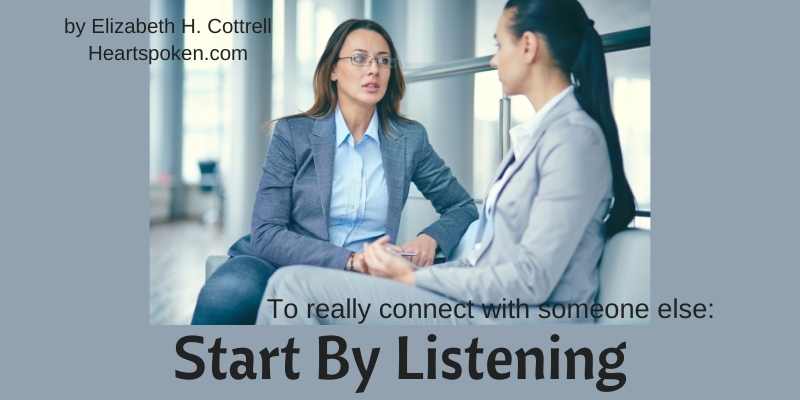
left=285, top=19, right=411, bottom=134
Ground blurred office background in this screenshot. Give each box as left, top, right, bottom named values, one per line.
left=150, top=0, right=651, bottom=325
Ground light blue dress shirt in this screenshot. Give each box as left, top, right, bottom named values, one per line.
left=328, top=107, right=389, bottom=253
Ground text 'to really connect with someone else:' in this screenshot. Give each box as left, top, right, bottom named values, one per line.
left=175, top=334, right=628, bottom=393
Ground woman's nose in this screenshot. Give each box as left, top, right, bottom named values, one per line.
left=489, top=53, right=498, bottom=68
left=367, top=60, right=380, bottom=74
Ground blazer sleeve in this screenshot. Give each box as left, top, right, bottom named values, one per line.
left=250, top=119, right=352, bottom=269
left=411, top=125, right=479, bottom=257
left=413, top=125, right=611, bottom=305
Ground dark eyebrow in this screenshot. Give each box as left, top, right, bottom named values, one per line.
left=351, top=48, right=390, bottom=55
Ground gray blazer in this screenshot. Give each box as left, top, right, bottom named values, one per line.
left=415, top=93, right=613, bottom=306
left=229, top=113, right=478, bottom=269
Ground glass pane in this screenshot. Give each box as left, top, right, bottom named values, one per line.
left=580, top=0, right=651, bottom=35
left=275, top=0, right=368, bottom=117
left=473, top=69, right=503, bottom=197
left=475, top=0, right=651, bottom=58
left=606, top=46, right=651, bottom=210
left=475, top=0, right=507, bottom=57
left=182, top=0, right=233, bottom=184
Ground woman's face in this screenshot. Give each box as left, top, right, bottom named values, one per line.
left=490, top=10, right=532, bottom=96
left=331, top=29, right=392, bottom=108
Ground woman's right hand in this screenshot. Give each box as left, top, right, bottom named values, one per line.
left=350, top=252, right=368, bottom=273
left=362, top=236, right=416, bottom=285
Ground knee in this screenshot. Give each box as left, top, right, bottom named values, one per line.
left=259, top=266, right=322, bottom=325
left=192, top=256, right=276, bottom=324
left=265, top=265, right=317, bottom=302
left=206, top=257, right=274, bottom=298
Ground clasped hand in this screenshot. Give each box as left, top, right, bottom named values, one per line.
left=350, top=236, right=429, bottom=285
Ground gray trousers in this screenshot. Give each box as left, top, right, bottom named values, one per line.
left=255, top=266, right=574, bottom=325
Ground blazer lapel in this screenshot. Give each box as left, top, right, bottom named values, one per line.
left=309, top=114, right=336, bottom=225
left=380, top=128, right=405, bottom=242
left=487, top=149, right=516, bottom=194
left=494, top=93, right=582, bottom=197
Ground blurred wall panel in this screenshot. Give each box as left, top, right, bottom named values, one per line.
left=224, top=0, right=273, bottom=242
left=150, top=0, right=186, bottom=219
left=397, top=0, right=476, bottom=244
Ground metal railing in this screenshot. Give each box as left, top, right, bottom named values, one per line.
left=405, top=27, right=650, bottom=83
left=404, top=26, right=652, bottom=218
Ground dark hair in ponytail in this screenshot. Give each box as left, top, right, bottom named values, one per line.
left=504, top=0, right=636, bottom=236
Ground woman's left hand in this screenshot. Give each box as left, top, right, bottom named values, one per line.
left=363, top=236, right=416, bottom=285
left=399, top=234, right=438, bottom=267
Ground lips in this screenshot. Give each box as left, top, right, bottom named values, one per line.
left=362, top=82, right=380, bottom=93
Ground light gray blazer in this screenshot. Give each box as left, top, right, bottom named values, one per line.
left=229, top=113, right=478, bottom=269
left=415, top=93, right=613, bottom=306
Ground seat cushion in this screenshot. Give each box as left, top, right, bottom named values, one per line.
left=596, top=228, right=651, bottom=324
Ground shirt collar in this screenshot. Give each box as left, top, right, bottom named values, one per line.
left=335, top=106, right=381, bottom=147
left=508, top=85, right=574, bottom=158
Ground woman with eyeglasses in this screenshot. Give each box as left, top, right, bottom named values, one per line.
left=191, top=19, right=478, bottom=324
left=257, top=0, right=636, bottom=325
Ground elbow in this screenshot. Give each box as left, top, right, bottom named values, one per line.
left=515, top=282, right=552, bottom=306
left=454, top=187, right=479, bottom=222
left=464, top=200, right=479, bottom=222
left=447, top=193, right=478, bottom=221
left=519, top=254, right=562, bottom=306
left=250, top=223, right=281, bottom=261
left=528, top=289, right=552, bottom=306
left=454, top=198, right=479, bottom=228
left=532, top=278, right=561, bottom=306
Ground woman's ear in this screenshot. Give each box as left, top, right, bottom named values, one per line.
left=331, top=65, right=339, bottom=82
left=521, top=31, right=539, bottom=64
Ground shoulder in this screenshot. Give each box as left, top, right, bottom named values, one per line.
left=387, top=117, right=428, bottom=144
left=272, top=114, right=315, bottom=137
left=540, top=109, right=606, bottom=154
left=534, top=109, right=611, bottom=179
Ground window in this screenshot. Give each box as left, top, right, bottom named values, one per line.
left=182, top=0, right=234, bottom=184
left=273, top=0, right=353, bottom=118
left=607, top=47, right=651, bottom=212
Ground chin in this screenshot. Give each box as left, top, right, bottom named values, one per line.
left=499, top=77, right=519, bottom=96
left=356, top=94, right=384, bottom=107
left=498, top=80, right=510, bottom=94
left=502, top=84, right=520, bottom=97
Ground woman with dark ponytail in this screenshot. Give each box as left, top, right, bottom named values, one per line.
left=256, top=0, right=637, bottom=325
left=498, top=0, right=635, bottom=236
left=518, top=0, right=636, bottom=235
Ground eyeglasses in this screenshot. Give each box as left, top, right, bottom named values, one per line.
left=337, top=52, right=394, bottom=68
